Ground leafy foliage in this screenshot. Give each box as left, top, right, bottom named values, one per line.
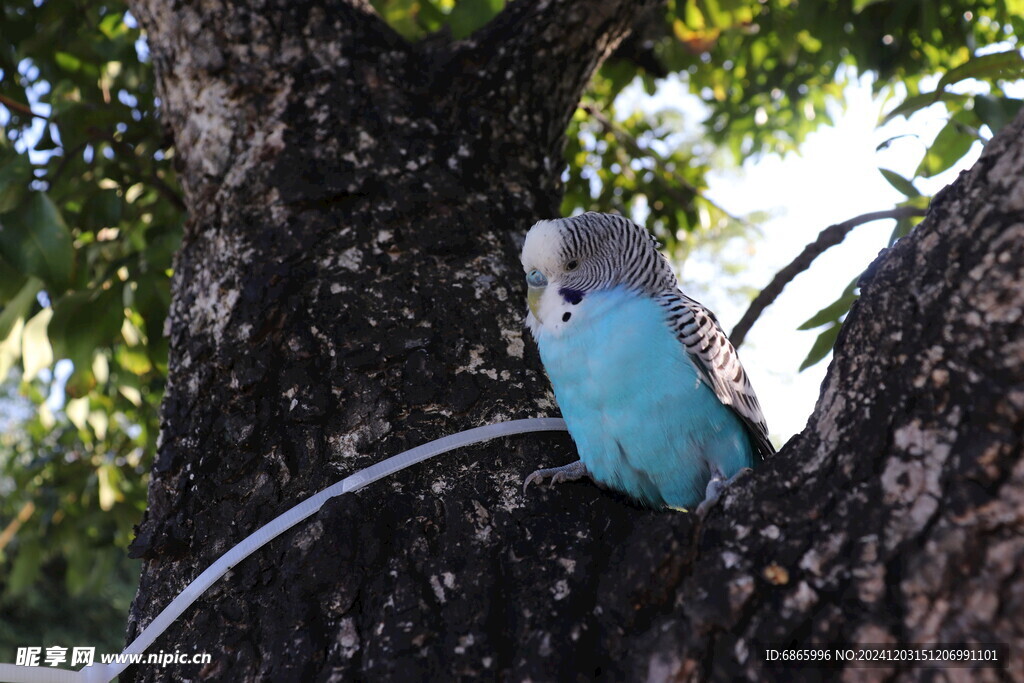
left=560, top=0, right=1020, bottom=369
left=796, top=277, right=858, bottom=371
left=800, top=42, right=1023, bottom=369
left=0, top=0, right=177, bottom=637
left=0, top=0, right=1020, bottom=650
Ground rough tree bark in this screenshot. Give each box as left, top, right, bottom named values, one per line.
left=124, top=1, right=1023, bottom=680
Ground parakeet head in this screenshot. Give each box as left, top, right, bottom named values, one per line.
left=520, top=212, right=676, bottom=332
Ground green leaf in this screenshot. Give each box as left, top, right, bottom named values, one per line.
left=799, top=322, right=841, bottom=372
left=0, top=192, right=75, bottom=290
left=599, top=60, right=642, bottom=101
left=143, top=227, right=182, bottom=273
left=64, top=368, right=97, bottom=399
left=54, top=51, right=83, bottom=72
left=888, top=216, right=914, bottom=247
left=973, top=95, right=1024, bottom=134
left=64, top=541, right=111, bottom=595
left=98, top=11, right=128, bottom=39
left=936, top=49, right=1024, bottom=92
left=80, top=189, right=124, bottom=231
left=6, top=543, right=43, bottom=596
left=370, top=0, right=424, bottom=40
left=878, top=168, right=920, bottom=198
left=132, top=271, right=171, bottom=341
left=798, top=279, right=858, bottom=330
left=52, top=100, right=133, bottom=154
left=97, top=463, right=125, bottom=511
left=0, top=277, right=41, bottom=343
left=88, top=408, right=109, bottom=440
left=116, top=345, right=152, bottom=375
left=22, top=307, right=54, bottom=381
left=880, top=92, right=968, bottom=125
left=0, top=317, right=23, bottom=380
left=853, top=0, right=885, bottom=12
left=875, top=133, right=918, bottom=151
left=448, top=0, right=504, bottom=39
left=0, top=255, right=28, bottom=304
left=0, top=151, right=32, bottom=213
left=48, top=286, right=125, bottom=374
left=119, top=383, right=143, bottom=407
left=915, top=113, right=976, bottom=178
left=93, top=351, right=110, bottom=384
left=66, top=396, right=90, bottom=432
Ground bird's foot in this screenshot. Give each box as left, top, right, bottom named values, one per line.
left=523, top=459, right=589, bottom=495
left=695, top=466, right=753, bottom=519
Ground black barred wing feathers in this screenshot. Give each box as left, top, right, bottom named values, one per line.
left=659, top=290, right=776, bottom=460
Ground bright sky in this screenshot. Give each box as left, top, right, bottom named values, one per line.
left=620, top=73, right=993, bottom=445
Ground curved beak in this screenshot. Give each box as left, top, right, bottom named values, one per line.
left=527, top=287, right=544, bottom=318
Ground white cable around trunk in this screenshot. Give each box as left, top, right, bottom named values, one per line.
left=0, top=418, right=567, bottom=683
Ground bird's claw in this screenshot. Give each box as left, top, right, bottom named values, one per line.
left=695, top=466, right=753, bottom=519
left=522, top=470, right=547, bottom=493
left=522, top=460, right=589, bottom=495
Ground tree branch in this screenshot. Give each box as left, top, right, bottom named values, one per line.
left=0, top=501, right=34, bottom=553
left=729, top=206, right=927, bottom=348
left=0, top=93, right=47, bottom=120
left=448, top=0, right=658, bottom=150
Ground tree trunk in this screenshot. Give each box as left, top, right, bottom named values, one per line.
left=124, top=1, right=1024, bottom=680
left=124, top=0, right=657, bottom=680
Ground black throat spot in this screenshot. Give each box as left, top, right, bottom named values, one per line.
left=559, top=287, right=584, bottom=305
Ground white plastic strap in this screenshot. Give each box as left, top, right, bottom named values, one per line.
left=0, top=418, right=567, bottom=683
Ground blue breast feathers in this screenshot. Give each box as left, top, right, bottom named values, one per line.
left=533, top=287, right=754, bottom=508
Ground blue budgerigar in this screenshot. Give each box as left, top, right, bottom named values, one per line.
left=521, top=212, right=775, bottom=511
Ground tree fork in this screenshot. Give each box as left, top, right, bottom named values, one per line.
left=124, top=0, right=659, bottom=680
left=124, top=0, right=1024, bottom=679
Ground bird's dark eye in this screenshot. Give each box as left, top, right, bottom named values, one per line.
left=566, top=260, right=579, bottom=271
